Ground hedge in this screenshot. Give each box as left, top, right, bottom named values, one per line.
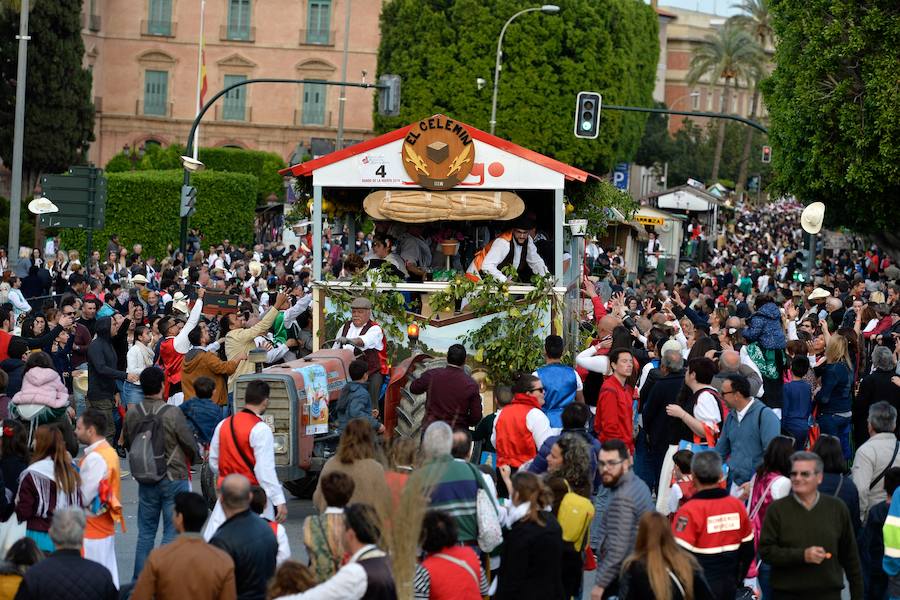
left=59, top=170, right=257, bottom=257
left=105, top=144, right=287, bottom=203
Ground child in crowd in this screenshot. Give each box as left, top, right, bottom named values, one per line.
left=250, top=486, right=291, bottom=566
left=333, top=359, right=383, bottom=434
left=267, top=561, right=316, bottom=600
left=781, top=356, right=813, bottom=450
left=179, top=376, right=222, bottom=448
left=667, top=449, right=695, bottom=516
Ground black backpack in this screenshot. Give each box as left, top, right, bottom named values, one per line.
left=128, top=403, right=171, bottom=484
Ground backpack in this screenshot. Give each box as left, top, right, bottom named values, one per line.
left=129, top=402, right=171, bottom=484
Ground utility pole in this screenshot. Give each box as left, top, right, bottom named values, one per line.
left=7, top=0, right=31, bottom=257
left=335, top=0, right=352, bottom=150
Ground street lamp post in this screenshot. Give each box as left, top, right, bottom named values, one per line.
left=489, top=4, right=560, bottom=136
left=7, top=0, right=31, bottom=258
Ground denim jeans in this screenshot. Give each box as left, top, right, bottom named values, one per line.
left=121, top=381, right=144, bottom=407
left=818, top=413, right=852, bottom=460
left=133, top=478, right=190, bottom=580
left=590, top=484, right=610, bottom=549
left=758, top=560, right=772, bottom=599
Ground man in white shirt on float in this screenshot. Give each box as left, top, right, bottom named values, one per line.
left=333, top=297, right=388, bottom=412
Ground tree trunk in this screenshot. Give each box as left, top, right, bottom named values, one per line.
left=710, top=78, right=731, bottom=184
left=735, top=85, right=759, bottom=202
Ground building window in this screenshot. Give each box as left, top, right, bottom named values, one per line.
left=732, top=94, right=739, bottom=114
left=302, top=81, right=326, bottom=125
left=147, top=0, right=172, bottom=35
left=691, top=90, right=700, bottom=110
left=227, top=0, right=252, bottom=41
left=706, top=91, right=714, bottom=111
left=144, top=70, right=168, bottom=116
left=306, top=0, right=331, bottom=44
left=223, top=74, right=247, bottom=121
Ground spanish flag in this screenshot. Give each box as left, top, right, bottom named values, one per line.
left=199, top=38, right=208, bottom=107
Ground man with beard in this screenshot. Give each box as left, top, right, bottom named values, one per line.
left=466, top=216, right=548, bottom=283
left=590, top=439, right=653, bottom=600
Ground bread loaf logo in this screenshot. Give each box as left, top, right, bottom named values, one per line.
left=402, top=115, right=476, bottom=190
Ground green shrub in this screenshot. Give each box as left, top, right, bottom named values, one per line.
left=59, top=170, right=257, bottom=257
left=104, top=145, right=286, bottom=202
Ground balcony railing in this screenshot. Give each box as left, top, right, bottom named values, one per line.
left=89, top=14, right=101, bottom=31
left=135, top=99, right=173, bottom=118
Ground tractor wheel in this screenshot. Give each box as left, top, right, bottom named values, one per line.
left=200, top=459, right=217, bottom=510
left=396, top=358, right=467, bottom=439
left=283, top=475, right=319, bottom=500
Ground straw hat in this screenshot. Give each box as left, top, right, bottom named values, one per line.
left=808, top=287, right=831, bottom=301
left=248, top=261, right=263, bottom=278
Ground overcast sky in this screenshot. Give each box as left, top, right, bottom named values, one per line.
left=656, top=0, right=741, bottom=16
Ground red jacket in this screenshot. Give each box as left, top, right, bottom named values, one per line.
left=672, top=488, right=753, bottom=558
left=217, top=410, right=260, bottom=486
left=157, top=337, right=184, bottom=398
left=595, top=375, right=634, bottom=452
left=495, top=393, right=543, bottom=467
left=419, top=545, right=483, bottom=600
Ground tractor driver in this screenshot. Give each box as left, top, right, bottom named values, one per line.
left=466, top=215, right=549, bottom=283
left=333, top=297, right=389, bottom=413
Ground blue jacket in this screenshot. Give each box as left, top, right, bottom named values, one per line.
left=180, top=397, right=222, bottom=446
left=536, top=363, right=579, bottom=429
left=742, top=302, right=786, bottom=350
left=334, top=381, right=379, bottom=432
left=716, top=399, right=781, bottom=485
left=815, top=362, right=852, bottom=414
left=781, top=379, right=813, bottom=426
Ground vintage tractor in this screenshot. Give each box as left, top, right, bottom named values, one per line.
left=199, top=344, right=448, bottom=505
left=200, top=348, right=357, bottom=506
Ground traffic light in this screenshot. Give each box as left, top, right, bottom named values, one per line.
left=574, top=92, right=602, bottom=139
left=377, top=74, right=401, bottom=117
left=180, top=185, right=197, bottom=218
left=761, top=145, right=772, bottom=163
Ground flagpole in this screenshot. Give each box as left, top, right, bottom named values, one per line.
left=192, top=0, right=206, bottom=160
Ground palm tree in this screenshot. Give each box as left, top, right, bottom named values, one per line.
left=729, top=0, right=773, bottom=201
left=686, top=23, right=762, bottom=184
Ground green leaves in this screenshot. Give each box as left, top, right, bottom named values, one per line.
left=375, top=0, right=659, bottom=174
left=58, top=170, right=257, bottom=257
left=0, top=0, right=94, bottom=192
left=762, top=0, right=900, bottom=237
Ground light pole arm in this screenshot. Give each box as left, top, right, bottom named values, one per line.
left=489, top=7, right=541, bottom=135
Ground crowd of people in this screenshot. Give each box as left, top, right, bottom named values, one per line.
left=0, top=199, right=896, bottom=600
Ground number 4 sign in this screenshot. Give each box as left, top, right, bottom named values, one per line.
left=358, top=154, right=402, bottom=184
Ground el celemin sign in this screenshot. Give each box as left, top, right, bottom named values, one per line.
left=402, top=115, right=475, bottom=190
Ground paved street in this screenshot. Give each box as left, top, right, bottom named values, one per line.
left=113, top=460, right=315, bottom=585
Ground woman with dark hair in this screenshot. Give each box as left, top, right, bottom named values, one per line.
left=546, top=433, right=593, bottom=499
left=367, top=233, right=407, bottom=279
left=619, top=512, right=714, bottom=600
left=303, top=472, right=354, bottom=583
left=414, top=510, right=488, bottom=600
left=0, top=537, right=43, bottom=597
left=19, top=315, right=45, bottom=341
left=495, top=471, right=564, bottom=600
left=312, top=418, right=390, bottom=516
left=14, top=425, right=82, bottom=552
left=746, top=435, right=794, bottom=599
left=812, top=434, right=861, bottom=529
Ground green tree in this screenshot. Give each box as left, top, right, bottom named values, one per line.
left=728, top=0, right=772, bottom=199
left=762, top=0, right=900, bottom=257
left=634, top=102, right=675, bottom=168
left=686, top=23, right=762, bottom=184
left=0, top=0, right=95, bottom=202
left=375, top=0, right=660, bottom=175
left=666, top=118, right=772, bottom=190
